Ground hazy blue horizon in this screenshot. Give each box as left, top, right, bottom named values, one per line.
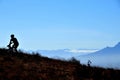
left=0, top=0, right=120, bottom=50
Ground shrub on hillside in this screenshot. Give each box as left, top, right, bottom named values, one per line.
left=68, top=57, right=80, bottom=64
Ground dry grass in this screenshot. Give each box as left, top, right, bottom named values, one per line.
left=0, top=48, right=120, bottom=80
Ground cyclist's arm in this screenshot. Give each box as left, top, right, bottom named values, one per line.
left=9, top=39, right=12, bottom=45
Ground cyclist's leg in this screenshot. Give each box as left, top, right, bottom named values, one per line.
left=14, top=44, right=18, bottom=52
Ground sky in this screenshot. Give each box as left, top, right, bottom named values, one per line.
left=0, top=0, right=120, bottom=50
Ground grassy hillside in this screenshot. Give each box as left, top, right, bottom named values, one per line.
left=0, top=48, right=120, bottom=80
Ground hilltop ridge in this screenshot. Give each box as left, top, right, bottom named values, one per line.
left=0, top=48, right=120, bottom=80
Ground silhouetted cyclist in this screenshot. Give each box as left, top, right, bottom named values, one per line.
left=7, top=34, right=19, bottom=52
left=87, top=60, right=92, bottom=67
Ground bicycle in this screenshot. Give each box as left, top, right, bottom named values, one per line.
left=7, top=45, right=17, bottom=53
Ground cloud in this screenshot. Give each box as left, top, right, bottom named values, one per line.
left=66, top=49, right=98, bottom=53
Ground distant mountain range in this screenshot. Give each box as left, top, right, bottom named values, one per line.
left=89, top=42, right=120, bottom=56
left=37, top=42, right=120, bottom=68
left=37, top=49, right=97, bottom=59
left=77, top=42, right=120, bottom=68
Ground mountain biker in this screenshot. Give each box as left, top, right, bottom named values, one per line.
left=87, top=60, right=92, bottom=67
left=8, top=34, right=19, bottom=52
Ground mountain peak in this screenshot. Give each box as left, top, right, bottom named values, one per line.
left=114, top=42, right=120, bottom=48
